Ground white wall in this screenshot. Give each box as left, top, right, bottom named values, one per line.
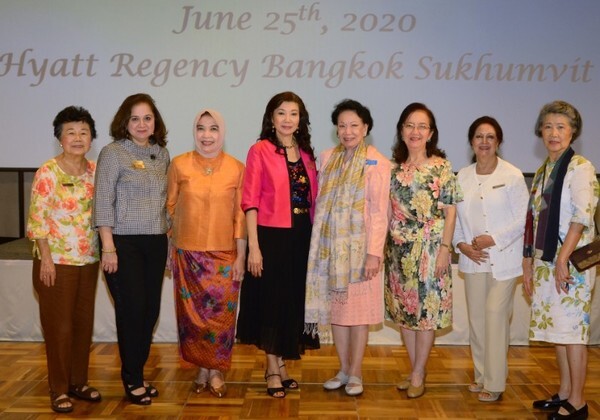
left=1, top=0, right=599, bottom=172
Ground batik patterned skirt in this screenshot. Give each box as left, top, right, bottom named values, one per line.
left=171, top=248, right=240, bottom=370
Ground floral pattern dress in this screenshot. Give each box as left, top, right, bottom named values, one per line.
left=528, top=156, right=598, bottom=344
left=384, top=156, right=461, bottom=330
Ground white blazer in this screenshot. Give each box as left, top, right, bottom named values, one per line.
left=453, top=158, right=529, bottom=280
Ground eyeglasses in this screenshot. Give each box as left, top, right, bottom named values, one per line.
left=403, top=123, right=430, bottom=132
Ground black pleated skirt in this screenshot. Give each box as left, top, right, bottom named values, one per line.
left=236, top=213, right=320, bottom=359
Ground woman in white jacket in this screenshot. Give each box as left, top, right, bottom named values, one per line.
left=453, top=116, right=529, bottom=402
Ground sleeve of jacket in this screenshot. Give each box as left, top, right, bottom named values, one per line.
left=365, top=154, right=391, bottom=258
left=490, top=168, right=529, bottom=250
left=452, top=168, right=468, bottom=252
left=241, top=144, right=262, bottom=213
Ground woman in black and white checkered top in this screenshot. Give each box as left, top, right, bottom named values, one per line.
left=93, top=93, right=170, bottom=406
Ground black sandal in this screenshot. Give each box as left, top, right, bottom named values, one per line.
left=145, top=383, right=159, bottom=398
left=279, top=363, right=299, bottom=389
left=125, top=385, right=151, bottom=405
left=69, top=384, right=102, bottom=402
left=50, top=392, right=73, bottom=413
left=264, top=371, right=286, bottom=398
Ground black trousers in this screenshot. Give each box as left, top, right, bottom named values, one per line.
left=104, top=234, right=167, bottom=389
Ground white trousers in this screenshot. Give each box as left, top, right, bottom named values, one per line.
left=464, top=272, right=517, bottom=392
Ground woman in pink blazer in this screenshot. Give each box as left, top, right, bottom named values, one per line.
left=236, top=91, right=319, bottom=398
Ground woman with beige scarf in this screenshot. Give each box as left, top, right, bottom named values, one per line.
left=305, top=99, right=391, bottom=396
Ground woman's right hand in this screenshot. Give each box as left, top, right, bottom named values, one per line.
left=39, top=255, right=56, bottom=287
left=458, top=242, right=488, bottom=265
left=102, top=252, right=118, bottom=274
left=522, top=257, right=534, bottom=297
left=247, top=245, right=263, bottom=277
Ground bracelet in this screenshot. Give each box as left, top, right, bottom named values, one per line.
left=102, top=248, right=117, bottom=253
left=441, top=243, right=451, bottom=249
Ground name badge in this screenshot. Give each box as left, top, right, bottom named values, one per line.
left=492, top=184, right=505, bottom=189
left=366, top=159, right=377, bottom=165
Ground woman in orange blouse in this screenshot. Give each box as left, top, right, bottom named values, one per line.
left=166, top=109, right=246, bottom=398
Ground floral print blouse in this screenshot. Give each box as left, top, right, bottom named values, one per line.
left=27, top=158, right=99, bottom=265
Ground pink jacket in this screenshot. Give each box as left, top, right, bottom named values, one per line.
left=242, top=139, right=318, bottom=228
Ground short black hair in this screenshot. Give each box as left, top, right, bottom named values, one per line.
left=331, top=99, right=373, bottom=135
left=53, top=106, right=97, bottom=141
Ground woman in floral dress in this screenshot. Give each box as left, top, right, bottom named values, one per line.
left=167, top=109, right=246, bottom=398
left=384, top=102, right=461, bottom=398
left=523, top=101, right=598, bottom=420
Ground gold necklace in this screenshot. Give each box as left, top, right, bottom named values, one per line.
left=280, top=141, right=297, bottom=149
left=196, top=151, right=223, bottom=176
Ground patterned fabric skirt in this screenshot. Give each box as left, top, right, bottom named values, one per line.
left=384, top=235, right=453, bottom=331
left=530, top=258, right=595, bottom=344
left=171, top=248, right=240, bottom=371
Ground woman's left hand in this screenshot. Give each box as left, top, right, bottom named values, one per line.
left=231, top=255, right=245, bottom=282
left=472, top=234, right=495, bottom=250
left=554, top=259, right=573, bottom=295
left=435, top=246, right=450, bottom=278
left=364, top=254, right=381, bottom=280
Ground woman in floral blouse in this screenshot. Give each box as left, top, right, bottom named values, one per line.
left=384, top=102, right=461, bottom=399
left=27, top=106, right=101, bottom=414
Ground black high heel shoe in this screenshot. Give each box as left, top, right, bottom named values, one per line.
left=279, top=363, right=298, bottom=389
left=145, top=383, right=159, bottom=398
left=264, top=371, right=286, bottom=398
left=125, top=385, right=151, bottom=405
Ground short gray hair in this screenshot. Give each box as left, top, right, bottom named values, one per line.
left=534, top=100, right=582, bottom=142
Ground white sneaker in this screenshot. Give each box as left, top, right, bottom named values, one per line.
left=344, top=376, right=363, bottom=396
left=323, top=371, right=349, bottom=390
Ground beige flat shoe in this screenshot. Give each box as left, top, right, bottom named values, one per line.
left=478, top=389, right=502, bottom=402
left=407, top=382, right=425, bottom=398
left=323, top=371, right=349, bottom=390
left=193, top=367, right=209, bottom=394
left=209, top=370, right=227, bottom=398
left=396, top=377, right=410, bottom=391
left=344, top=376, right=363, bottom=396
